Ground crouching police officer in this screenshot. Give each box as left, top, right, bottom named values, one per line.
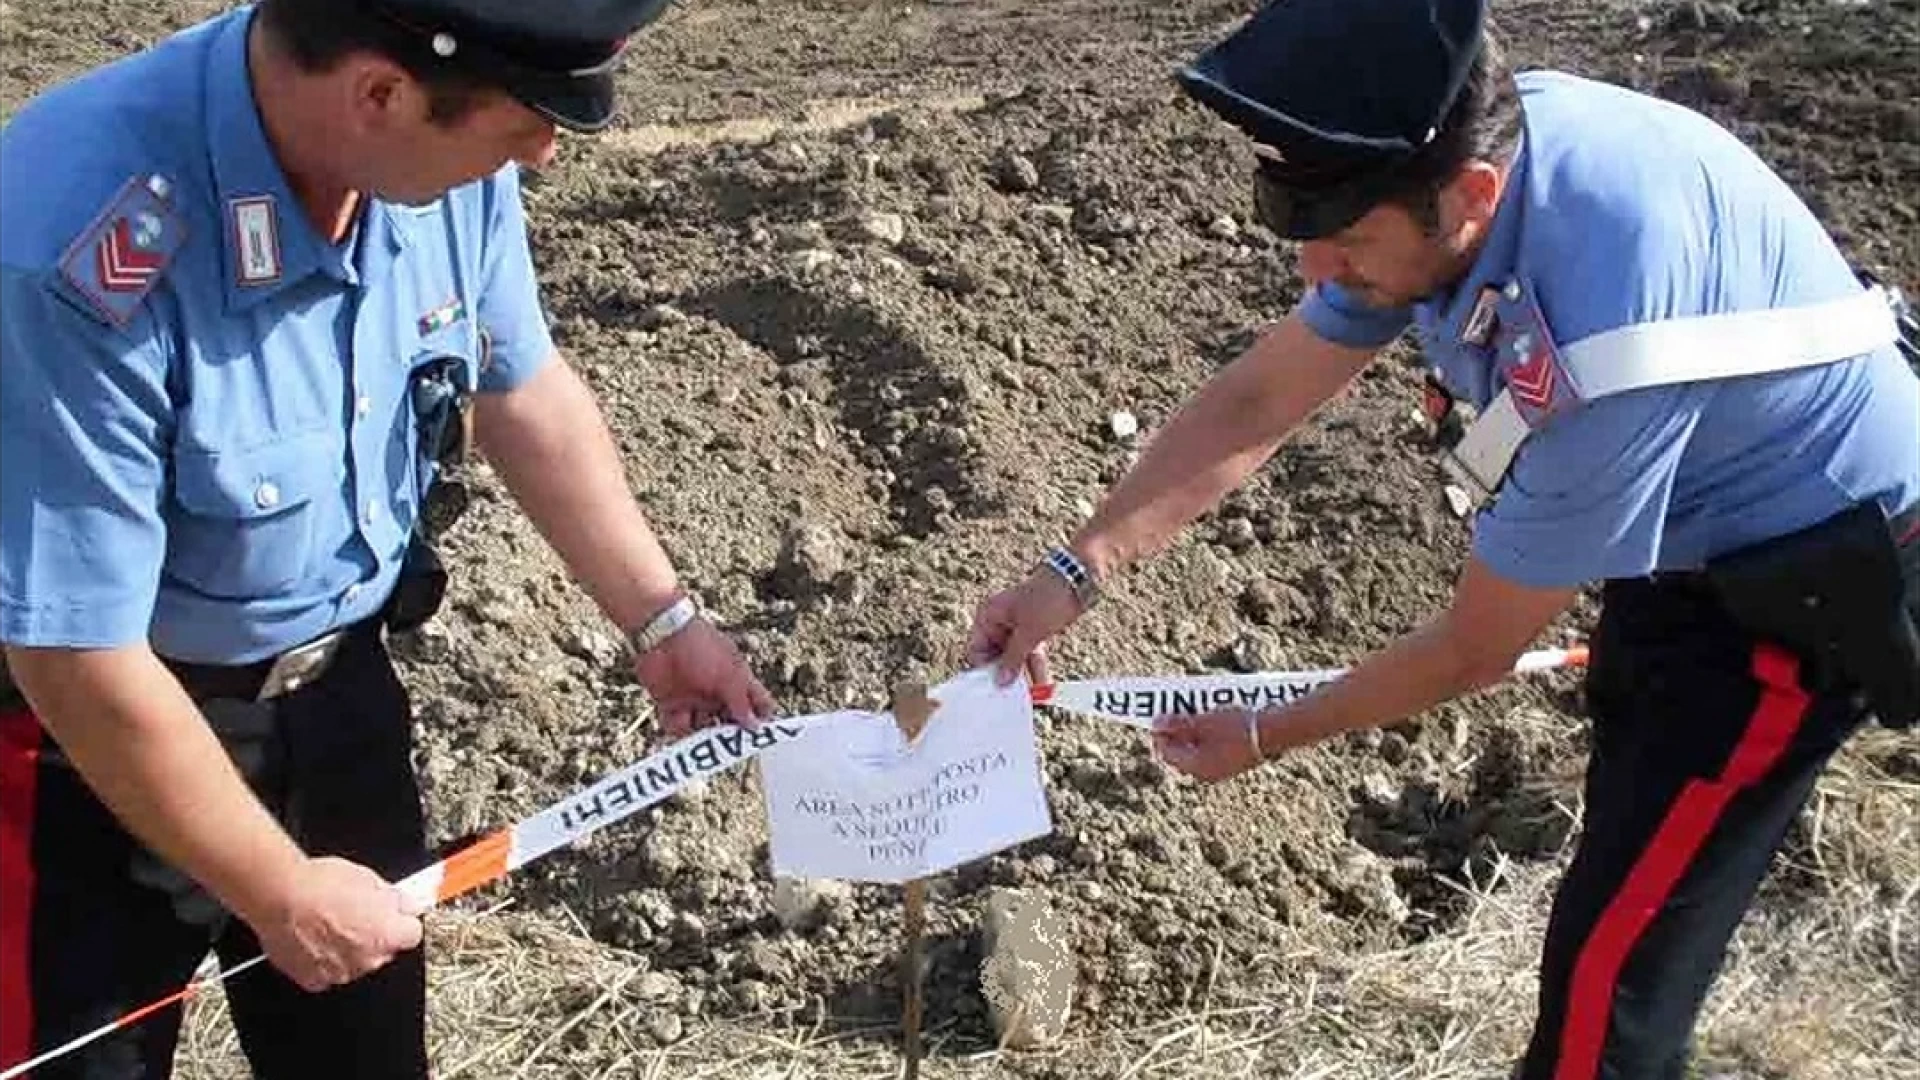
left=0, top=1, right=775, bottom=1076
left=968, top=1, right=1919, bottom=1076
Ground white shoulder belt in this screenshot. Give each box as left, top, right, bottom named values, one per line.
left=1559, top=286, right=1898, bottom=399
left=1445, top=286, right=1903, bottom=506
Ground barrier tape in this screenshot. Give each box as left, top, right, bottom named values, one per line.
left=394, top=720, right=811, bottom=908
left=2, top=720, right=812, bottom=1079
left=2, top=646, right=1586, bottom=1076
left=1033, top=646, right=1589, bottom=728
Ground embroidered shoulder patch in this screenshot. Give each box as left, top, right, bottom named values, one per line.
left=1492, top=282, right=1574, bottom=426
left=57, top=174, right=187, bottom=327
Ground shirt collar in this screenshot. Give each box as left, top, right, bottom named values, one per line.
left=1416, top=135, right=1530, bottom=341
left=205, top=9, right=357, bottom=310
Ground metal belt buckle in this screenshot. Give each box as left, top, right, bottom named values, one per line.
left=257, top=630, right=344, bottom=700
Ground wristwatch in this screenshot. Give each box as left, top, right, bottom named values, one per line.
left=625, top=594, right=699, bottom=656
left=1041, top=546, right=1101, bottom=610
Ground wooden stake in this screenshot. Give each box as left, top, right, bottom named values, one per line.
left=900, top=877, right=927, bottom=1079
left=891, top=681, right=937, bottom=1080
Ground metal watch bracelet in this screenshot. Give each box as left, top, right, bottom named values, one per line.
left=626, top=594, right=698, bottom=656
left=1042, top=546, right=1100, bottom=609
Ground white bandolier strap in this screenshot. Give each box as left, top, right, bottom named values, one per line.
left=1557, top=286, right=1900, bottom=399
left=1443, top=390, right=1529, bottom=503
left=1445, top=286, right=1905, bottom=508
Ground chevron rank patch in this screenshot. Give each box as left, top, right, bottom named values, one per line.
left=58, top=173, right=187, bottom=327
left=1492, top=284, right=1573, bottom=426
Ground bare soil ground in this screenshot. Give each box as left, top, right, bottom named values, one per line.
left=4, top=1, right=1917, bottom=1077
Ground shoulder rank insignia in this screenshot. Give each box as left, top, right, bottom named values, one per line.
left=58, top=173, right=187, bottom=327
left=1490, top=280, right=1572, bottom=425
left=1460, top=284, right=1500, bottom=347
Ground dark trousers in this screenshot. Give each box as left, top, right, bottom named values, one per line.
left=1518, top=577, right=1872, bottom=1080
left=0, top=629, right=430, bottom=1079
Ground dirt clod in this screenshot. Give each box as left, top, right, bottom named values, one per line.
left=771, top=876, right=854, bottom=932
left=771, top=523, right=849, bottom=601
left=980, top=888, right=1076, bottom=1049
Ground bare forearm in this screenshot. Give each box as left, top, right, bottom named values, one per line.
left=1256, top=616, right=1490, bottom=752
left=1257, top=560, right=1579, bottom=754
left=7, top=646, right=306, bottom=924
left=476, top=357, right=681, bottom=632
left=1073, top=314, right=1374, bottom=578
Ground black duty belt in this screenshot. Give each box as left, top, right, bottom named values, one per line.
left=163, top=619, right=381, bottom=704
left=1646, top=499, right=1920, bottom=588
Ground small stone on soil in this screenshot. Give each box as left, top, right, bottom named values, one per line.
left=644, top=1010, right=684, bottom=1045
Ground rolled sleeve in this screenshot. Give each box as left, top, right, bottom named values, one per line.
left=1470, top=385, right=1707, bottom=588
left=0, top=268, right=173, bottom=648
left=474, top=165, right=556, bottom=393
left=1298, top=281, right=1411, bottom=350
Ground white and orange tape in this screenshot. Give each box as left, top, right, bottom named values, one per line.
left=395, top=720, right=812, bottom=909
left=2, top=646, right=1587, bottom=1077
left=4, top=720, right=814, bottom=1079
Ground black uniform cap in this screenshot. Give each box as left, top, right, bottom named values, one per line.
left=365, top=0, right=676, bottom=132
left=1177, top=0, right=1489, bottom=240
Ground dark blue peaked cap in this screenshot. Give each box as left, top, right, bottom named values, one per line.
left=1178, top=0, right=1489, bottom=238
left=366, top=0, right=677, bottom=131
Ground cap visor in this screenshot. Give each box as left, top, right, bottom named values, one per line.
left=1278, top=190, right=1377, bottom=241
left=1254, top=161, right=1396, bottom=242
left=512, top=71, right=617, bottom=133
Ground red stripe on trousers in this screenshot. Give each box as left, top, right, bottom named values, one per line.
left=0, top=708, right=43, bottom=1069
left=1553, top=644, right=1811, bottom=1080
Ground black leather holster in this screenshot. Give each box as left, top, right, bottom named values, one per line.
left=1705, top=500, right=1920, bottom=728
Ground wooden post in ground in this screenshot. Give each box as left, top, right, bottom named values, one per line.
left=900, top=877, right=927, bottom=1079
left=891, top=681, right=937, bottom=1080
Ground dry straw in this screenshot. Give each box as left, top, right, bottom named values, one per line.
left=173, top=726, right=1915, bottom=1079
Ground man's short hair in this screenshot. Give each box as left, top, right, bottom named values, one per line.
left=1382, top=24, right=1523, bottom=229
left=257, top=0, right=488, bottom=125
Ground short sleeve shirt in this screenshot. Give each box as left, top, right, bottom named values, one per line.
left=0, top=6, right=558, bottom=662
left=1301, top=72, right=1919, bottom=589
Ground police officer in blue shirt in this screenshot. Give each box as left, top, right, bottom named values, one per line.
left=0, top=1, right=775, bottom=1075
left=968, top=1, right=1920, bottom=1076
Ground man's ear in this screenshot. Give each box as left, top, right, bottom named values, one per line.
left=1442, top=160, right=1504, bottom=235
left=342, top=55, right=418, bottom=136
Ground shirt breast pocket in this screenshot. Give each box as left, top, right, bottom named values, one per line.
left=168, top=430, right=344, bottom=599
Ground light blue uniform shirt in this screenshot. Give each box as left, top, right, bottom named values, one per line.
left=1303, top=71, right=1920, bottom=589
left=0, top=6, right=555, bottom=662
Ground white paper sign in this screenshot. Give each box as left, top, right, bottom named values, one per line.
left=759, top=669, right=1052, bottom=884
